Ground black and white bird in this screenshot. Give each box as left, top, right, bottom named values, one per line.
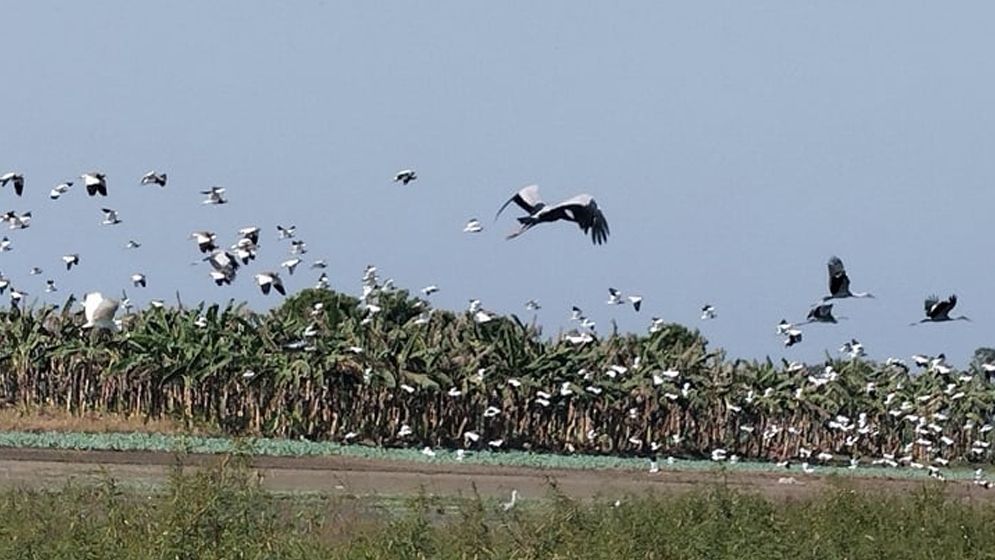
left=0, top=172, right=25, bottom=196
left=495, top=184, right=610, bottom=245
left=124, top=240, right=142, bottom=250
left=50, top=181, right=72, bottom=200
left=206, top=250, right=239, bottom=285
left=28, top=267, right=42, bottom=276
left=289, top=239, right=307, bottom=255
left=0, top=237, right=11, bottom=252
left=81, top=172, right=107, bottom=196
left=237, top=226, right=260, bottom=246
left=130, top=273, right=147, bottom=288
left=525, top=299, right=541, bottom=311
left=916, top=295, right=970, bottom=324
left=804, top=303, right=838, bottom=324
left=276, top=224, right=296, bottom=239
left=2, top=211, right=31, bottom=230
left=45, top=279, right=57, bottom=293
left=62, top=254, right=79, bottom=271
left=823, top=256, right=873, bottom=301
left=82, top=292, right=120, bottom=331
left=281, top=258, right=302, bottom=275
left=393, top=169, right=417, bottom=185
left=463, top=218, right=483, bottom=233
left=201, top=187, right=226, bottom=205
left=701, top=305, right=717, bottom=320
left=101, top=208, right=121, bottom=225
left=190, top=231, right=217, bottom=254
left=140, top=171, right=167, bottom=187
left=254, top=271, right=286, bottom=296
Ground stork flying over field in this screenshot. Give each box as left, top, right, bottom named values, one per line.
left=914, top=294, right=970, bottom=325
left=823, top=256, right=873, bottom=301
left=495, top=184, right=609, bottom=245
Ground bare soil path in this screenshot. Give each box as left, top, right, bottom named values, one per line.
left=0, top=448, right=991, bottom=503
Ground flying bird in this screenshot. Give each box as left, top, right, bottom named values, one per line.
left=130, top=273, right=147, bottom=288
left=463, top=218, right=483, bottom=233
left=804, top=303, right=838, bottom=324
left=280, top=258, right=302, bottom=275
left=276, top=224, right=296, bottom=239
left=100, top=208, right=121, bottom=225
left=0, top=172, right=24, bottom=196
left=140, top=171, right=167, bottom=187
left=82, top=292, right=120, bottom=331
left=496, top=184, right=609, bottom=245
left=50, top=181, right=72, bottom=200
left=45, top=279, right=57, bottom=293
left=124, top=240, right=141, bottom=249
left=254, top=271, right=286, bottom=296
left=823, top=256, right=874, bottom=300
left=2, top=211, right=31, bottom=230
left=201, top=186, right=227, bottom=205
left=190, top=231, right=217, bottom=254
left=62, top=254, right=79, bottom=271
left=701, top=305, right=717, bottom=320
left=206, top=250, right=239, bottom=285
left=393, top=169, right=417, bottom=185
left=81, top=172, right=107, bottom=196
left=915, top=294, right=970, bottom=324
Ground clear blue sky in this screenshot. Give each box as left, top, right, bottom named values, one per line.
left=2, top=2, right=993, bottom=365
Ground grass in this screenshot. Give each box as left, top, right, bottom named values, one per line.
left=0, top=455, right=993, bottom=559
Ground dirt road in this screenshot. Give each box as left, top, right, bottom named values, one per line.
left=0, top=447, right=990, bottom=502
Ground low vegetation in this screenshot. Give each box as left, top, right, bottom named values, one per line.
left=0, top=456, right=993, bottom=559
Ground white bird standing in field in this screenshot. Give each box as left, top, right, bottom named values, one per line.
left=501, top=489, right=518, bottom=511
left=82, top=292, right=120, bottom=331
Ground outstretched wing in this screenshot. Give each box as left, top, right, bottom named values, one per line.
left=929, top=294, right=957, bottom=319
left=548, top=194, right=610, bottom=245
left=495, top=184, right=544, bottom=220
left=827, top=256, right=849, bottom=296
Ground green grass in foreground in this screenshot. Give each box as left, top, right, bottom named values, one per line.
left=0, top=429, right=986, bottom=481
left=0, top=455, right=993, bottom=559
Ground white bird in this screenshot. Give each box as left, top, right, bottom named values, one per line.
left=62, top=254, right=79, bottom=271
left=496, top=184, right=610, bottom=245
left=525, top=299, right=541, bottom=311
left=421, top=285, right=439, bottom=296
left=276, top=224, right=296, bottom=239
left=393, top=169, right=417, bottom=185
left=130, top=273, right=147, bottom=288
left=28, top=267, right=42, bottom=275
left=0, top=237, right=11, bottom=252
left=823, top=256, right=874, bottom=300
left=81, top=172, right=107, bottom=196
left=140, top=171, right=167, bottom=187
left=44, top=280, right=57, bottom=293
left=281, top=258, right=302, bottom=275
left=254, top=271, right=286, bottom=296
left=0, top=172, right=24, bottom=196
left=2, top=211, right=31, bottom=230
left=201, top=186, right=227, bottom=205
left=289, top=239, right=307, bottom=255
left=190, top=231, right=217, bottom=254
left=607, top=288, right=624, bottom=305
left=311, top=260, right=327, bottom=269
left=125, top=240, right=141, bottom=250
left=49, top=181, right=72, bottom=200
left=82, top=292, right=120, bottom=331
left=501, top=489, right=518, bottom=511
left=101, top=208, right=121, bottom=225
left=701, top=305, right=717, bottom=320
left=463, top=218, right=483, bottom=233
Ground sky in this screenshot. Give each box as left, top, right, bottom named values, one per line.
left=1, top=2, right=994, bottom=366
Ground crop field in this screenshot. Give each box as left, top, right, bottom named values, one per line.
left=0, top=284, right=994, bottom=477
